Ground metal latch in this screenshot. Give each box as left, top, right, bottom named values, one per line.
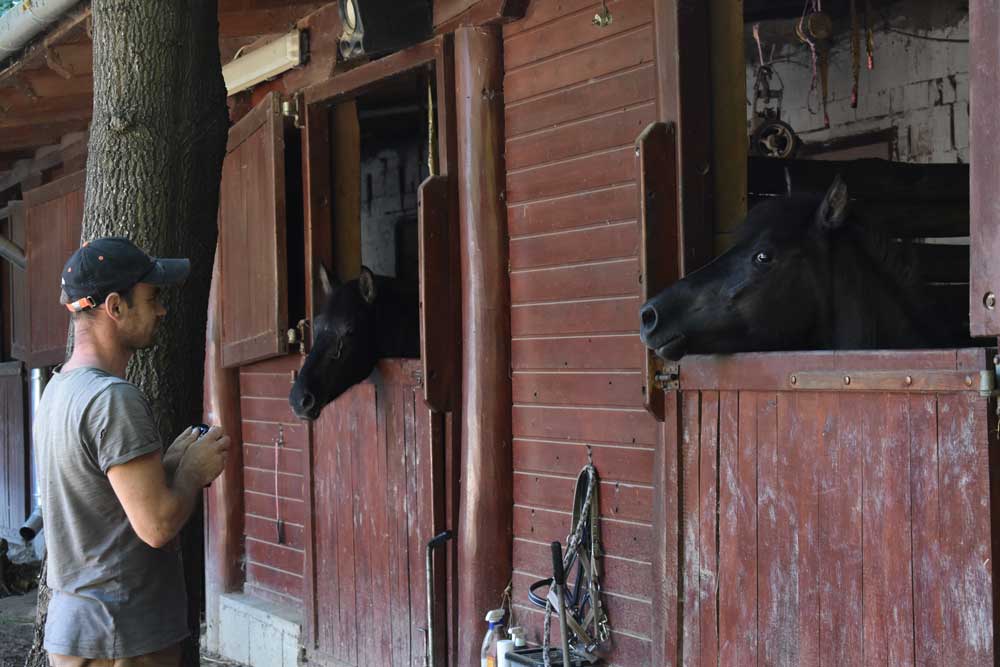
left=654, top=363, right=679, bottom=390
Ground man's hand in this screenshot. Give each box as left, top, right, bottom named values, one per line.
left=162, top=426, right=202, bottom=482
left=176, top=426, right=230, bottom=488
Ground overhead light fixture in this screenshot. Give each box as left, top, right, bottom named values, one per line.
left=223, top=30, right=304, bottom=97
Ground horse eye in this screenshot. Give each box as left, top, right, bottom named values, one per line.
left=754, top=251, right=773, bottom=264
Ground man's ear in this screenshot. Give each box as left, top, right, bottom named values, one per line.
left=104, top=293, right=124, bottom=321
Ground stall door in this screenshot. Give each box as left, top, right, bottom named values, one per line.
left=309, top=359, right=444, bottom=667
left=654, top=349, right=996, bottom=666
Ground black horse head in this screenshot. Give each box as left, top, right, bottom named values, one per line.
left=289, top=265, right=419, bottom=420
left=639, top=176, right=952, bottom=360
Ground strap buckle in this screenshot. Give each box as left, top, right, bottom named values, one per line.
left=65, top=296, right=97, bottom=313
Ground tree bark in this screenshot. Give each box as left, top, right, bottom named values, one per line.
left=26, top=3, right=228, bottom=667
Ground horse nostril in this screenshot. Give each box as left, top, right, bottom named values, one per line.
left=301, top=392, right=315, bottom=411
left=640, top=305, right=658, bottom=332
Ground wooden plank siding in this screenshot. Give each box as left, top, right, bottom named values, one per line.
left=504, top=1, right=657, bottom=662
left=238, top=354, right=307, bottom=607
left=0, top=363, right=27, bottom=539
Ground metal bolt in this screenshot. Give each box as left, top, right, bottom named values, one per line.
left=844, top=376, right=851, bottom=385
left=986, top=292, right=997, bottom=310
left=904, top=376, right=913, bottom=386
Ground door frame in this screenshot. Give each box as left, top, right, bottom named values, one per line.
left=298, top=34, right=458, bottom=662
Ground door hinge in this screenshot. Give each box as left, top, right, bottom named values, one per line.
left=654, top=364, right=679, bottom=390
left=281, top=94, right=304, bottom=129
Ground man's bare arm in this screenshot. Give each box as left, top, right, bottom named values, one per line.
left=108, top=428, right=229, bottom=548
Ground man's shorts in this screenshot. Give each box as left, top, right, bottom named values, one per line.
left=48, top=644, right=181, bottom=667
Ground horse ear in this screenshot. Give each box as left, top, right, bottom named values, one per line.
left=816, top=174, right=849, bottom=230
left=358, top=265, right=377, bottom=304
left=319, top=262, right=338, bottom=298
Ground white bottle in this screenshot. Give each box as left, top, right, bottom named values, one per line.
left=508, top=626, right=526, bottom=648
left=481, top=608, right=506, bottom=667
left=497, top=638, right=514, bottom=667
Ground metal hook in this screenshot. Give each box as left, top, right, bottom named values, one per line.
left=593, top=0, right=612, bottom=27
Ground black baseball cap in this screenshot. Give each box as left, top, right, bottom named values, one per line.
left=60, top=237, right=190, bottom=312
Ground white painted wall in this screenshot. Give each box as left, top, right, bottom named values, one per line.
left=747, top=1, right=969, bottom=163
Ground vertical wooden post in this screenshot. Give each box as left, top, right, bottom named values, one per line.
left=454, top=24, right=512, bottom=666
left=203, top=249, right=245, bottom=653
left=654, top=0, right=714, bottom=275
left=710, top=0, right=747, bottom=252
left=332, top=101, right=361, bottom=282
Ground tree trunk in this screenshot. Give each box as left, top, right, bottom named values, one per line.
left=26, top=2, right=228, bottom=667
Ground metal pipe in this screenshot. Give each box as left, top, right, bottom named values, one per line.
left=28, top=367, right=49, bottom=504
left=0, top=234, right=25, bottom=270
left=0, top=0, right=82, bottom=57
left=425, top=530, right=453, bottom=667
left=19, top=505, right=41, bottom=541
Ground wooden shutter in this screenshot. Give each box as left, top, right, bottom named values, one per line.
left=417, top=174, right=455, bottom=412
left=1, top=202, right=28, bottom=362
left=970, top=0, right=1000, bottom=336
left=22, top=170, right=85, bottom=368
left=218, top=92, right=288, bottom=368
left=0, top=362, right=27, bottom=537
left=637, top=122, right=679, bottom=421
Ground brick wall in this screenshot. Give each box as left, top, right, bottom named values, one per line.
left=749, top=1, right=969, bottom=163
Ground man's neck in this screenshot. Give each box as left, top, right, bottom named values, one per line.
left=61, top=330, right=133, bottom=379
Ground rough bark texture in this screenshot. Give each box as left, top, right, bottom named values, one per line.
left=26, top=3, right=229, bottom=667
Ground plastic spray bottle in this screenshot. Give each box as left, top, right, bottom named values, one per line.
left=481, top=608, right=506, bottom=667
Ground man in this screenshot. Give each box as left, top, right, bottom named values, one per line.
left=34, top=237, right=230, bottom=667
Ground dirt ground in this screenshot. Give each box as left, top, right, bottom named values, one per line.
left=0, top=589, right=35, bottom=667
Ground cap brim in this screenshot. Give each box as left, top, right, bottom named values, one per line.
left=144, top=258, right=190, bottom=286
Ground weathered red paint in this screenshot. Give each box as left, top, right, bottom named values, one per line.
left=455, top=23, right=513, bottom=667
left=657, top=350, right=996, bottom=665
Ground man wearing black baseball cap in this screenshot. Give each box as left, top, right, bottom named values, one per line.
left=35, top=237, right=230, bottom=667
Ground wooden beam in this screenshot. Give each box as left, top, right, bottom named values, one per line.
left=710, top=0, right=747, bottom=253
left=654, top=0, right=713, bottom=277
left=303, top=36, right=442, bottom=106
left=434, top=0, right=529, bottom=33
left=331, top=101, right=361, bottom=282
left=218, top=5, right=325, bottom=38
left=0, top=120, right=90, bottom=152
left=454, top=24, right=511, bottom=667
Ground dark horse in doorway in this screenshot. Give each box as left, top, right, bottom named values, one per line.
left=639, top=176, right=965, bottom=360
left=289, top=265, right=419, bottom=420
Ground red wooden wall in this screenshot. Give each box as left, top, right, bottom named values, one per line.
left=503, top=0, right=657, bottom=663
left=239, top=354, right=308, bottom=607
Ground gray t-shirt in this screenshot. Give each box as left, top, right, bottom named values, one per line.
left=35, top=366, right=189, bottom=658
